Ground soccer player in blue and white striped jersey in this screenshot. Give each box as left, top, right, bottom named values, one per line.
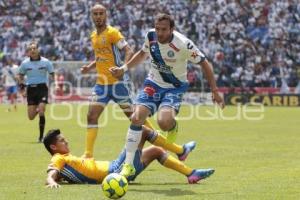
left=110, top=13, right=225, bottom=177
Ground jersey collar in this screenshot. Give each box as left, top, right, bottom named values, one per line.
left=158, top=33, right=174, bottom=45
left=30, top=56, right=41, bottom=61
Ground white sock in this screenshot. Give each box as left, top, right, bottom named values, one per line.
left=124, top=125, right=142, bottom=165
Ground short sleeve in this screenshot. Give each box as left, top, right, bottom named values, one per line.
left=47, top=154, right=65, bottom=173
left=18, top=62, right=26, bottom=75
left=185, top=40, right=206, bottom=64
left=141, top=33, right=150, bottom=53
left=111, top=28, right=124, bottom=44
left=111, top=28, right=128, bottom=50
left=47, top=61, right=54, bottom=74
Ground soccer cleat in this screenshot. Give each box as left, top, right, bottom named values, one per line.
left=177, top=141, right=196, bottom=161
left=187, top=168, right=215, bottom=184
left=166, top=122, right=178, bottom=143
left=120, top=163, right=136, bottom=178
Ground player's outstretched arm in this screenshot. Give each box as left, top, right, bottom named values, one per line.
left=46, top=170, right=61, bottom=189
left=199, top=59, right=225, bottom=109
left=110, top=49, right=148, bottom=78
left=81, top=60, right=96, bottom=74
left=123, top=45, right=134, bottom=63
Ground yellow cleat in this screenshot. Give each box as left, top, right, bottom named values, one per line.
left=120, top=163, right=136, bottom=178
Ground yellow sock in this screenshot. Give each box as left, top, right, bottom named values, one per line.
left=151, top=132, right=183, bottom=154
left=84, top=128, right=98, bottom=157
left=144, top=119, right=155, bottom=130
left=161, top=155, right=193, bottom=176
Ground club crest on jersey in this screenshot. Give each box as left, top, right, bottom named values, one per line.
left=101, top=37, right=106, bottom=44
left=167, top=50, right=175, bottom=58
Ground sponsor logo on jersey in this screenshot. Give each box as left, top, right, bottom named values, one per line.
left=187, top=42, right=194, bottom=50
left=150, top=45, right=156, bottom=52
left=95, top=47, right=112, bottom=54
left=163, top=58, right=176, bottom=62
left=151, top=60, right=173, bottom=73
left=38, top=66, right=47, bottom=70
left=96, top=57, right=109, bottom=62
left=169, top=43, right=180, bottom=52
left=167, top=50, right=175, bottom=58
left=144, top=86, right=156, bottom=97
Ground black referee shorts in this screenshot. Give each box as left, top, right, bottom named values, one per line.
left=26, top=83, right=48, bottom=106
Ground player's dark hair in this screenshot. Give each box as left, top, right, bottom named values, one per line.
left=43, top=129, right=61, bottom=155
left=28, top=40, right=39, bottom=49
left=155, top=13, right=175, bottom=28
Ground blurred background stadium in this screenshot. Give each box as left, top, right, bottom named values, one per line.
left=0, top=0, right=300, bottom=105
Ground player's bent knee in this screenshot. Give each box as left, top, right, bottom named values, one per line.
left=130, top=113, right=145, bottom=126
left=149, top=146, right=165, bottom=158
left=155, top=147, right=165, bottom=155
left=155, top=148, right=168, bottom=164
left=157, top=119, right=173, bottom=131
left=130, top=117, right=144, bottom=126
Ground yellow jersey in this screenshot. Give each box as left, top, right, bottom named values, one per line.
left=48, top=153, right=110, bottom=184
left=91, top=25, right=127, bottom=85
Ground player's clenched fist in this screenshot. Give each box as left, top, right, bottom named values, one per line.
left=109, top=65, right=127, bottom=79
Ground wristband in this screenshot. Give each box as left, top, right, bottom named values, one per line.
left=122, top=64, right=128, bottom=72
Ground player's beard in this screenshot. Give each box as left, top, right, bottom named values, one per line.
left=96, top=21, right=104, bottom=27
left=158, top=33, right=172, bottom=44
left=94, top=17, right=106, bottom=30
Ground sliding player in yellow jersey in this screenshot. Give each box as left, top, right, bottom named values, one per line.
left=80, top=4, right=154, bottom=158
left=44, top=129, right=214, bottom=188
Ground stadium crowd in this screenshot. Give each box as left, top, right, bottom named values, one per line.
left=0, top=0, right=299, bottom=91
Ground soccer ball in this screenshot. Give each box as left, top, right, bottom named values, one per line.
left=101, top=173, right=128, bottom=199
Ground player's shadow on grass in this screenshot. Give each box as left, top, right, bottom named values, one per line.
left=129, top=183, right=196, bottom=196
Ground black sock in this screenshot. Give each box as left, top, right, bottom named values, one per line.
left=39, top=115, right=45, bottom=139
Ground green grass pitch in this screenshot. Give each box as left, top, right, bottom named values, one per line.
left=0, top=104, right=299, bottom=200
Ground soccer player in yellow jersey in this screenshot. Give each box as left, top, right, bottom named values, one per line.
left=80, top=4, right=154, bottom=158
left=44, top=129, right=214, bottom=188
